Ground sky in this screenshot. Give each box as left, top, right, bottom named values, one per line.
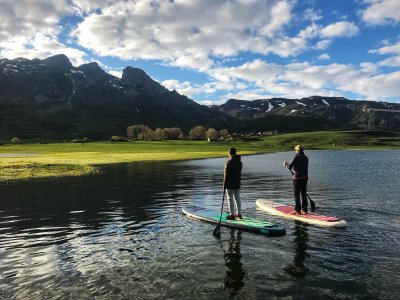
left=0, top=0, right=400, bottom=104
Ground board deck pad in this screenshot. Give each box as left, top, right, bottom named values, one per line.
left=182, top=205, right=286, bottom=236
left=256, top=199, right=347, bottom=228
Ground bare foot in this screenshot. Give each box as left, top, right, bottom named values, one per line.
left=289, top=210, right=300, bottom=215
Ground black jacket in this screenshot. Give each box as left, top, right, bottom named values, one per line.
left=288, top=152, right=308, bottom=179
left=223, top=155, right=242, bottom=189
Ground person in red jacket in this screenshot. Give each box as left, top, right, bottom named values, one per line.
left=284, top=145, right=309, bottom=214
left=223, top=148, right=243, bottom=220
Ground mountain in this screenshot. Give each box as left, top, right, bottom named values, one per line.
left=213, top=96, right=400, bottom=132
left=0, top=54, right=399, bottom=140
left=0, top=55, right=232, bottom=139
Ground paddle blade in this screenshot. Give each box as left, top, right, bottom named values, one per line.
left=308, top=194, right=316, bottom=212
left=213, top=225, right=221, bottom=238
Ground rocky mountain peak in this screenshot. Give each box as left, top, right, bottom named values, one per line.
left=122, top=66, right=167, bottom=93
left=42, top=54, right=72, bottom=70
left=75, top=62, right=111, bottom=84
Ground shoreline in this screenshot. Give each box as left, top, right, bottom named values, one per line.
left=1, top=131, right=399, bottom=182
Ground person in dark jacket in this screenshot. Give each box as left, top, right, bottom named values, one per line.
left=223, top=148, right=243, bottom=220
left=284, top=145, right=309, bottom=214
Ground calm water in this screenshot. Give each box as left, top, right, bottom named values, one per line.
left=0, top=150, right=399, bottom=299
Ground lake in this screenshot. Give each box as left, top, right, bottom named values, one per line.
left=0, top=150, right=399, bottom=299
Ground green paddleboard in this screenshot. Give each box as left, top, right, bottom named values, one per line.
left=182, top=205, right=286, bottom=236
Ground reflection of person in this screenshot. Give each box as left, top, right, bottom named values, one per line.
left=223, top=148, right=243, bottom=220
left=284, top=145, right=309, bottom=214
left=224, top=229, right=246, bottom=297
left=285, top=221, right=309, bottom=277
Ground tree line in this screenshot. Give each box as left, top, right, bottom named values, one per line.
left=125, top=125, right=230, bottom=141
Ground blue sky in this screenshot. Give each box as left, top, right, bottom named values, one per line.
left=1, top=0, right=399, bottom=104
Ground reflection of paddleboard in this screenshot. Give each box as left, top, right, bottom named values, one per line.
left=256, top=199, right=347, bottom=228
left=182, top=206, right=286, bottom=236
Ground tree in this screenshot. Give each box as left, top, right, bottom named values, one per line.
left=206, top=128, right=218, bottom=141
left=127, top=125, right=152, bottom=140
left=162, top=127, right=183, bottom=140
left=138, top=129, right=155, bottom=140
left=219, top=129, right=229, bottom=140
left=189, top=125, right=206, bottom=140
left=11, top=137, right=21, bottom=144
left=154, top=128, right=163, bottom=140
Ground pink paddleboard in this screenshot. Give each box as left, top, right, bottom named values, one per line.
left=256, top=199, right=347, bottom=227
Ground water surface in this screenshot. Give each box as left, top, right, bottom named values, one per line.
left=0, top=150, right=399, bottom=299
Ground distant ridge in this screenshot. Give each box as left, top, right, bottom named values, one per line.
left=0, top=54, right=399, bottom=140
left=212, top=96, right=400, bottom=132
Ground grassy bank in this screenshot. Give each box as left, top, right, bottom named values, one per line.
left=1, top=131, right=399, bottom=181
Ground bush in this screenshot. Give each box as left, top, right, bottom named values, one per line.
left=11, top=137, right=21, bottom=144
left=110, top=136, right=128, bottom=142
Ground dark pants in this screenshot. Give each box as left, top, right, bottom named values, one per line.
left=293, top=178, right=308, bottom=213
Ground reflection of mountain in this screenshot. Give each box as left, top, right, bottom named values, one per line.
left=223, top=229, right=246, bottom=298
left=285, top=222, right=310, bottom=277
left=0, top=161, right=195, bottom=246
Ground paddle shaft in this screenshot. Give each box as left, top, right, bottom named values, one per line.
left=213, top=189, right=226, bottom=237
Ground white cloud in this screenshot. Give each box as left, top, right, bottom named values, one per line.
left=0, top=34, right=88, bottom=66
left=303, top=8, right=322, bottom=22
left=318, top=53, right=330, bottom=60
left=209, top=59, right=282, bottom=84
left=193, top=58, right=400, bottom=101
left=71, top=0, right=115, bottom=15
left=369, top=41, right=400, bottom=67
left=0, top=0, right=87, bottom=65
left=222, top=90, right=274, bottom=101
left=162, top=79, right=235, bottom=99
left=320, top=21, right=360, bottom=38
left=315, top=39, right=332, bottom=50
left=369, top=42, right=400, bottom=55
left=343, top=71, right=400, bottom=98
left=109, top=70, right=123, bottom=78
left=73, top=0, right=312, bottom=69
left=362, top=0, right=400, bottom=25
left=378, top=56, right=400, bottom=67
left=359, top=62, right=379, bottom=74
left=0, top=0, right=72, bottom=44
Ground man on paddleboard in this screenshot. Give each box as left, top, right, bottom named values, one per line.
left=284, top=145, right=309, bottom=215
left=223, top=148, right=243, bottom=220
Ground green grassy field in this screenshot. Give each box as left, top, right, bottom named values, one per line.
left=1, top=131, right=399, bottom=181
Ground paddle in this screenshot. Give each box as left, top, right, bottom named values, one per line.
left=286, top=168, right=316, bottom=212
left=213, top=189, right=226, bottom=238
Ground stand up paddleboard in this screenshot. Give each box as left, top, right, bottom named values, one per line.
left=182, top=206, right=286, bottom=236
left=256, top=199, right=347, bottom=228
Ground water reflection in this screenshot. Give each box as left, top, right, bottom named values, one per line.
left=285, top=221, right=309, bottom=278
left=0, top=150, right=399, bottom=299
left=222, top=229, right=246, bottom=298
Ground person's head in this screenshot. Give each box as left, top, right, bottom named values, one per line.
left=229, top=147, right=237, bottom=157
left=295, top=144, right=303, bottom=153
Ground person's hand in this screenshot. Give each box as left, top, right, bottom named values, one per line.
left=283, top=161, right=288, bottom=168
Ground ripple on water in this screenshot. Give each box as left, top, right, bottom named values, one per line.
left=0, top=151, right=399, bottom=299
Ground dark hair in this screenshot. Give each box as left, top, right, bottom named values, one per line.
left=229, top=147, right=236, bottom=155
